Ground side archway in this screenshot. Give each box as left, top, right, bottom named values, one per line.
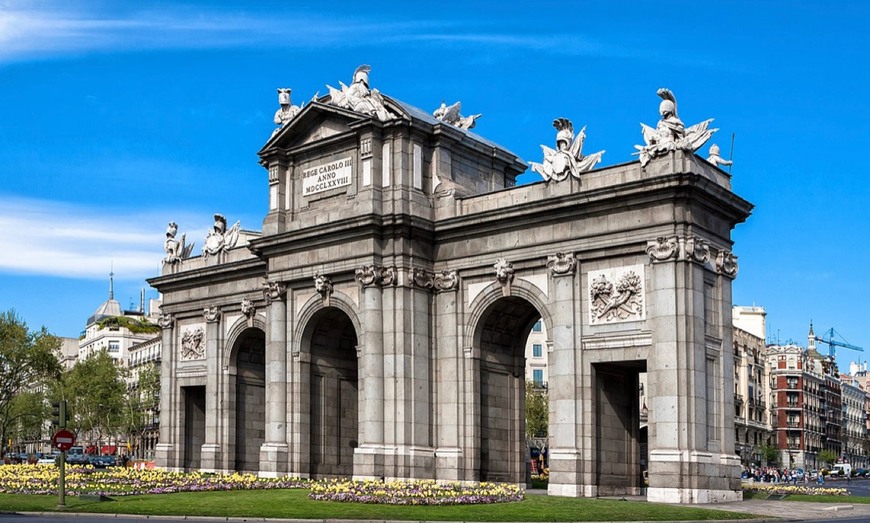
left=226, top=326, right=266, bottom=473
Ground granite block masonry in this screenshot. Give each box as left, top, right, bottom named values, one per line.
left=148, top=67, right=752, bottom=503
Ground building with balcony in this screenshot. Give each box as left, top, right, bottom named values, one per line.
left=733, top=323, right=773, bottom=466
left=525, top=319, right=547, bottom=388
left=840, top=373, right=869, bottom=468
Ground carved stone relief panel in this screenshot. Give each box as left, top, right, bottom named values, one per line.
left=588, top=264, right=646, bottom=324
left=180, top=326, right=205, bottom=361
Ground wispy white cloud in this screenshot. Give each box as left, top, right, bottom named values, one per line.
left=0, top=195, right=207, bottom=280
left=0, top=2, right=698, bottom=66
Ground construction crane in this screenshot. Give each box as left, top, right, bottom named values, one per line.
left=813, top=326, right=863, bottom=360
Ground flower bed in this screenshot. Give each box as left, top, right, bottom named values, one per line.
left=308, top=479, right=523, bottom=505
left=0, top=465, right=523, bottom=505
left=0, top=464, right=309, bottom=496
left=743, top=482, right=849, bottom=497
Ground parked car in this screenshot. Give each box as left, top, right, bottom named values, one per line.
left=36, top=456, right=57, bottom=465
left=66, top=446, right=87, bottom=465
left=88, top=454, right=116, bottom=468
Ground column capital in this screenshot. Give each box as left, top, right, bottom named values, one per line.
left=203, top=306, right=221, bottom=323
left=263, top=280, right=287, bottom=303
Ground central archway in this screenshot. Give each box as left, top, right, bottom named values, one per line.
left=305, top=307, right=359, bottom=478
left=474, top=296, right=542, bottom=482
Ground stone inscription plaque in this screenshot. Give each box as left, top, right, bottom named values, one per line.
left=303, top=157, right=352, bottom=196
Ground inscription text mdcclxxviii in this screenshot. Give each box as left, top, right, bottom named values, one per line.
left=303, top=157, right=352, bottom=196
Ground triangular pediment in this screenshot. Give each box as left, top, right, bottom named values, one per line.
left=259, top=102, right=368, bottom=155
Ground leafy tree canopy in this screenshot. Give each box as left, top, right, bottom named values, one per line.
left=0, top=310, right=62, bottom=456
left=525, top=381, right=548, bottom=443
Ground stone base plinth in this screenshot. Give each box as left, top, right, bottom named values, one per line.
left=154, top=443, right=180, bottom=472
left=258, top=443, right=289, bottom=477
left=647, top=487, right=742, bottom=504
left=200, top=444, right=223, bottom=473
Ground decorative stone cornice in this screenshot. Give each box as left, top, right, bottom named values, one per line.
left=547, top=252, right=576, bottom=277
left=646, top=236, right=678, bottom=262
left=314, top=273, right=334, bottom=305
left=433, top=270, right=459, bottom=292
left=355, top=265, right=396, bottom=287
left=263, top=280, right=287, bottom=304
left=241, top=298, right=256, bottom=327
left=715, top=250, right=739, bottom=279
left=157, top=313, right=175, bottom=330
left=411, top=268, right=434, bottom=290
left=203, top=306, right=221, bottom=323
left=494, top=258, right=514, bottom=296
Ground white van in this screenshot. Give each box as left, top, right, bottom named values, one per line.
left=832, top=463, right=852, bottom=477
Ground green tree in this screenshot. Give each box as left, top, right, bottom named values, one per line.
left=525, top=381, right=548, bottom=456
left=60, top=350, right=126, bottom=451
left=760, top=443, right=780, bottom=466
left=0, top=310, right=62, bottom=457
left=818, top=449, right=838, bottom=470
left=123, top=361, right=160, bottom=455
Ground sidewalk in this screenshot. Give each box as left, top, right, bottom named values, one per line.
left=698, top=498, right=870, bottom=520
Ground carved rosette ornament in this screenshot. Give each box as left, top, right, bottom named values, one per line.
left=203, top=306, right=221, bottom=323
left=355, top=265, right=396, bottom=287
left=241, top=299, right=256, bottom=327
left=157, top=313, right=175, bottom=330
left=715, top=250, right=739, bottom=279
left=494, top=258, right=515, bottom=296
left=646, top=236, right=678, bottom=262
left=433, top=270, right=459, bottom=292
left=683, top=236, right=711, bottom=264
left=411, top=268, right=434, bottom=290
left=588, top=265, right=645, bottom=324
left=180, top=327, right=205, bottom=361
left=547, top=252, right=576, bottom=277
left=263, top=280, right=287, bottom=304
left=314, top=273, right=334, bottom=305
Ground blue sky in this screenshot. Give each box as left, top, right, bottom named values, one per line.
left=1, top=1, right=868, bottom=368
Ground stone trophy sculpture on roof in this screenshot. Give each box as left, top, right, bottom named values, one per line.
left=634, top=88, right=716, bottom=167
left=326, top=64, right=397, bottom=121
left=203, top=213, right=240, bottom=259
left=530, top=118, right=604, bottom=182
left=163, top=222, right=194, bottom=265
left=433, top=101, right=482, bottom=130
left=273, top=88, right=302, bottom=134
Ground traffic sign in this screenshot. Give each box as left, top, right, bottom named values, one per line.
left=52, top=429, right=76, bottom=451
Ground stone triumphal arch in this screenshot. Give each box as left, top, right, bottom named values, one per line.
left=149, top=67, right=752, bottom=503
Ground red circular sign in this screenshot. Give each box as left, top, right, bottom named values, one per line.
left=52, top=429, right=76, bottom=451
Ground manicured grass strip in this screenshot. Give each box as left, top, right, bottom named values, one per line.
left=0, top=490, right=757, bottom=521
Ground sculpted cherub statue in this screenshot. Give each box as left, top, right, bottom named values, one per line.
left=706, top=143, right=733, bottom=168
left=634, top=88, right=717, bottom=167
left=433, top=101, right=482, bottom=130
left=530, top=118, right=605, bottom=182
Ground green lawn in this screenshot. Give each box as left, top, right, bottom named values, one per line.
left=0, top=489, right=758, bottom=521
left=743, top=491, right=870, bottom=504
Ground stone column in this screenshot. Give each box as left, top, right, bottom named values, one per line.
left=543, top=254, right=589, bottom=496
left=433, top=271, right=462, bottom=480
left=353, top=266, right=387, bottom=479
left=200, top=306, right=223, bottom=472
left=154, top=313, right=179, bottom=471
left=645, top=238, right=741, bottom=503
left=260, top=282, right=289, bottom=477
